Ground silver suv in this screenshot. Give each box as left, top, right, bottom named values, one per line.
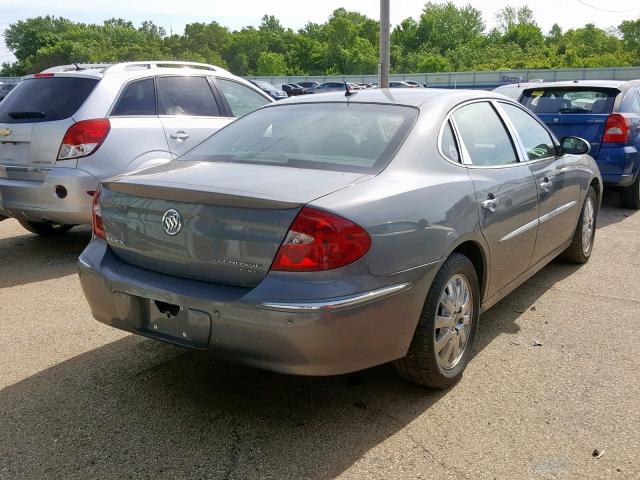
left=0, top=61, right=273, bottom=235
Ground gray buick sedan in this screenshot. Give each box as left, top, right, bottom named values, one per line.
left=78, top=89, right=601, bottom=388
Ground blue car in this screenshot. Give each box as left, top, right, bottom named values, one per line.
left=518, top=80, right=640, bottom=208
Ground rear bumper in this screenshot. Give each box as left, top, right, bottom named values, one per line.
left=78, top=239, right=438, bottom=376
left=0, top=167, right=98, bottom=224
left=596, top=145, right=639, bottom=187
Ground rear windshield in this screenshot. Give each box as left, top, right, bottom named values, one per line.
left=520, top=87, right=618, bottom=114
left=181, top=102, right=417, bottom=173
left=0, top=77, right=98, bottom=123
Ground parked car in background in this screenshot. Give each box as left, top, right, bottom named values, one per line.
left=274, top=83, right=304, bottom=96
left=289, top=83, right=308, bottom=94
left=79, top=88, right=600, bottom=389
left=405, top=81, right=421, bottom=87
left=0, top=61, right=273, bottom=235
left=0, top=83, right=17, bottom=102
left=493, top=82, right=542, bottom=100
left=518, top=80, right=640, bottom=208
left=305, top=81, right=347, bottom=94
left=297, top=81, right=319, bottom=89
left=249, top=80, right=288, bottom=100
left=389, top=81, right=416, bottom=88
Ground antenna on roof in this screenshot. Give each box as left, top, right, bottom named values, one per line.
left=344, top=81, right=356, bottom=98
left=63, top=50, right=84, bottom=71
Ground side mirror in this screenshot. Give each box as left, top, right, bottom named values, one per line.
left=561, top=136, right=591, bottom=155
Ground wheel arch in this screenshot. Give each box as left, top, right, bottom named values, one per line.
left=447, top=237, right=490, bottom=302
left=589, top=176, right=602, bottom=207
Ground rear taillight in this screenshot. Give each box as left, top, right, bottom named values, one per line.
left=271, top=207, right=371, bottom=272
left=58, top=119, right=110, bottom=160
left=92, top=185, right=105, bottom=240
left=603, top=113, right=631, bottom=143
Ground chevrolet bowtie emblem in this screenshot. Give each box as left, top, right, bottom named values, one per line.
left=0, top=128, right=11, bottom=136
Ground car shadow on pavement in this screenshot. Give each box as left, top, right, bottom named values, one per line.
left=0, top=224, right=91, bottom=288
left=0, top=260, right=581, bottom=479
left=596, top=191, right=639, bottom=228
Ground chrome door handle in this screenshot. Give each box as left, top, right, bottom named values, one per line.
left=481, top=198, right=499, bottom=212
left=540, top=179, right=553, bottom=193
left=170, top=131, right=190, bottom=141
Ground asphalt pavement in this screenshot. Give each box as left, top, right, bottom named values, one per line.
left=0, top=193, right=638, bottom=480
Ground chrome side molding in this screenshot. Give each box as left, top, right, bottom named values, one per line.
left=260, top=282, right=412, bottom=312
left=500, top=200, right=578, bottom=243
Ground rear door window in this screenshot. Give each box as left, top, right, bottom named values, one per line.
left=111, top=78, right=156, bottom=116
left=453, top=102, right=519, bottom=166
left=521, top=88, right=618, bottom=114
left=216, top=78, right=270, bottom=117
left=500, top=103, right=557, bottom=160
left=0, top=76, right=98, bottom=124
left=157, top=76, right=220, bottom=117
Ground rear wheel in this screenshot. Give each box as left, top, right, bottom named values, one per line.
left=394, top=253, right=480, bottom=389
left=620, top=174, right=640, bottom=209
left=560, top=186, right=597, bottom=264
left=18, top=220, right=75, bottom=236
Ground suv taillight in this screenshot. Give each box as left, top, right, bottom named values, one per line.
left=92, top=185, right=105, bottom=240
left=271, top=207, right=371, bottom=272
left=58, top=119, right=110, bottom=160
left=603, top=113, right=631, bottom=143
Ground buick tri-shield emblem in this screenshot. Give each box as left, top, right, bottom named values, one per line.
left=162, top=209, right=182, bottom=236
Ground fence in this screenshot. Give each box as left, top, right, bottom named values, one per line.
left=0, top=77, right=21, bottom=84
left=249, top=66, right=640, bottom=89
left=3, top=66, right=640, bottom=89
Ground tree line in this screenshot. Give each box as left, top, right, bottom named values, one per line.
left=2, top=2, right=640, bottom=77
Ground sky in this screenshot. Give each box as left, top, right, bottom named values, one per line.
left=2, top=0, right=640, bottom=64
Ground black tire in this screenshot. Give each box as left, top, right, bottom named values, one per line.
left=620, top=174, right=640, bottom=210
left=560, top=186, right=598, bottom=264
left=18, top=220, right=74, bottom=236
left=394, top=253, right=480, bottom=389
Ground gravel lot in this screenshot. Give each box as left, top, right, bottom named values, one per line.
left=0, top=193, right=639, bottom=480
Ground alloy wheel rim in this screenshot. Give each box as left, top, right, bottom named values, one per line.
left=434, top=273, right=472, bottom=370
left=582, top=198, right=595, bottom=255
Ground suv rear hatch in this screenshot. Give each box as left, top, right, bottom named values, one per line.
left=520, top=86, right=620, bottom=157
left=0, top=75, right=99, bottom=180
left=99, top=161, right=370, bottom=286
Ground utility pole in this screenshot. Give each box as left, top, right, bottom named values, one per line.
left=379, top=0, right=390, bottom=88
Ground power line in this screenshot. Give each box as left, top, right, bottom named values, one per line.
left=575, top=0, right=638, bottom=13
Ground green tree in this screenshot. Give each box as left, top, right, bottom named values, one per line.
left=2, top=5, right=639, bottom=77
left=255, top=51, right=287, bottom=75
left=417, top=2, right=485, bottom=55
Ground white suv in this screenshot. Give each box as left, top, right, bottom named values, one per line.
left=0, top=61, right=273, bottom=235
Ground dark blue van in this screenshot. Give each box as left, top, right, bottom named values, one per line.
left=519, top=80, right=640, bottom=208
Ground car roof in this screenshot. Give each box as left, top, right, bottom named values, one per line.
left=27, top=61, right=235, bottom=81
left=521, top=79, right=640, bottom=91
left=275, top=88, right=508, bottom=109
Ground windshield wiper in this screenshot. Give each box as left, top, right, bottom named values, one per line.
left=7, top=111, right=46, bottom=119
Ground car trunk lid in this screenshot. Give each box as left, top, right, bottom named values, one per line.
left=534, top=113, right=610, bottom=156
left=100, top=161, right=370, bottom=286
